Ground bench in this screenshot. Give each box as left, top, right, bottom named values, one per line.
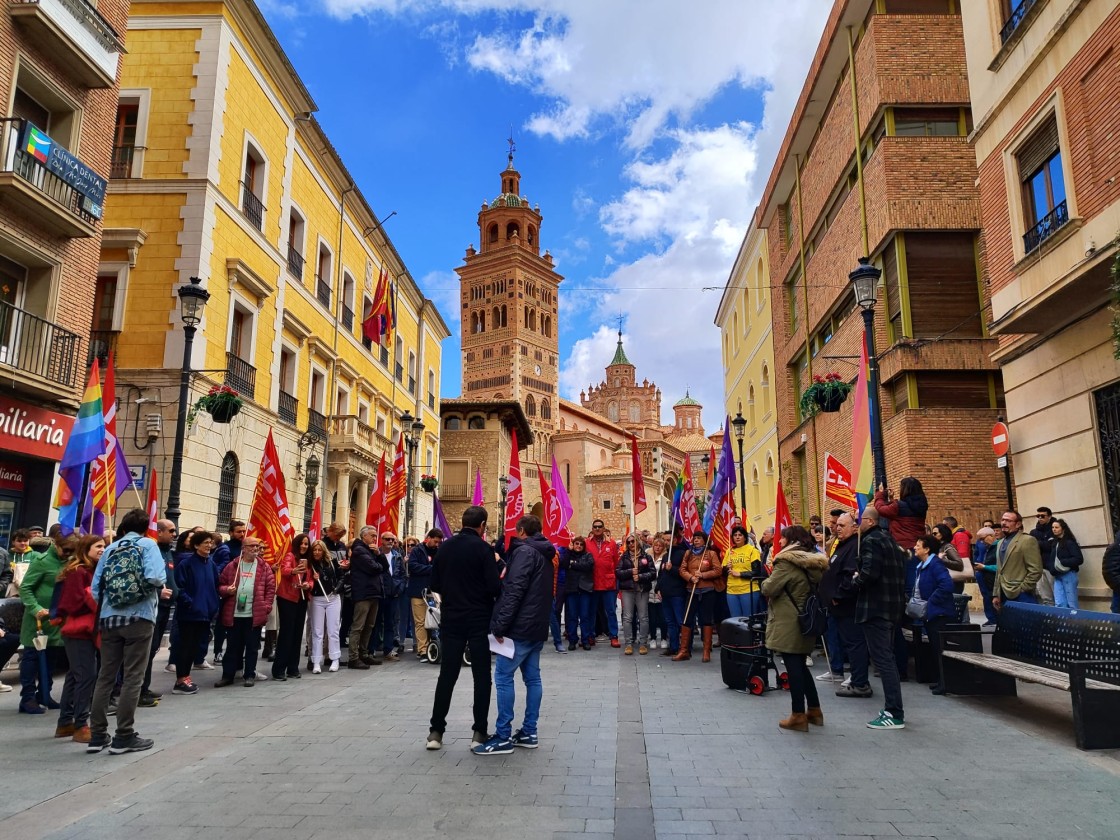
left=939, top=601, right=1120, bottom=750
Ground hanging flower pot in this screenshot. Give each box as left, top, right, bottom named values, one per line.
left=799, top=373, right=852, bottom=418
left=194, top=385, right=244, bottom=425
left=419, top=474, right=439, bottom=493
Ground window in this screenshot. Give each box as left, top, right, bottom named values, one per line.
left=1000, top=0, right=1040, bottom=45
left=761, top=365, right=771, bottom=416
left=468, top=415, right=486, bottom=430
left=791, top=353, right=808, bottom=421
left=748, top=384, right=756, bottom=430
left=444, top=416, right=461, bottom=431
left=488, top=224, right=498, bottom=244
left=506, top=222, right=519, bottom=240
left=629, top=401, right=641, bottom=422
left=309, top=369, right=325, bottom=412
left=884, top=242, right=903, bottom=340
left=428, top=369, right=436, bottom=410
left=111, top=103, right=138, bottom=178
left=394, top=336, right=404, bottom=382
left=892, top=107, right=963, bottom=138
left=916, top=373, right=999, bottom=409
left=216, top=452, right=239, bottom=532
left=241, top=142, right=266, bottom=231
left=541, top=399, right=551, bottom=420
left=335, top=388, right=349, bottom=416
left=607, top=401, right=619, bottom=421
left=904, top=232, right=983, bottom=338
left=407, top=351, right=416, bottom=394
left=786, top=273, right=801, bottom=332
left=361, top=296, right=373, bottom=350
left=278, top=348, right=297, bottom=424
left=13, top=71, right=79, bottom=150
left=316, top=245, right=332, bottom=309
left=526, top=394, right=536, bottom=417
left=602, top=499, right=612, bottom=511
left=341, top=272, right=355, bottom=330
left=1017, top=118, right=1068, bottom=251
left=287, top=209, right=306, bottom=278
left=375, top=414, right=386, bottom=436
left=883, top=0, right=956, bottom=15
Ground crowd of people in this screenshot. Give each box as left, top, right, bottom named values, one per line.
left=1, top=477, right=1116, bottom=753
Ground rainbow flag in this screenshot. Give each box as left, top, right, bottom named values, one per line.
left=849, top=333, right=874, bottom=514
left=24, top=124, right=52, bottom=164
left=55, top=360, right=108, bottom=534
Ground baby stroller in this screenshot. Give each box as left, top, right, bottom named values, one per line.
left=421, top=590, right=470, bottom=666
left=719, top=613, right=788, bottom=696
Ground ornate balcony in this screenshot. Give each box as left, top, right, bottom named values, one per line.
left=0, top=119, right=100, bottom=238
left=110, top=144, right=135, bottom=179
left=10, top=0, right=124, bottom=88
left=316, top=274, right=331, bottom=309
left=341, top=303, right=353, bottom=331
left=224, top=352, right=256, bottom=400
left=307, top=408, right=327, bottom=438
left=87, top=328, right=118, bottom=367
left=1023, top=200, right=1069, bottom=253
left=240, top=181, right=263, bottom=231
left=278, top=389, right=297, bottom=425
left=0, top=300, right=81, bottom=392
left=1000, top=0, right=1039, bottom=45
left=286, top=246, right=304, bottom=279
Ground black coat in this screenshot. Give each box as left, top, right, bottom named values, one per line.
left=657, top=542, right=689, bottom=599
left=616, top=551, right=654, bottom=592
left=406, top=544, right=434, bottom=599
left=819, top=535, right=861, bottom=618
left=491, top=533, right=554, bottom=642
left=561, top=548, right=594, bottom=595
left=349, top=539, right=384, bottom=600
left=432, top=528, right=501, bottom=634
left=1049, top=537, right=1084, bottom=575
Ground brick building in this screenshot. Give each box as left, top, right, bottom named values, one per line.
left=0, top=0, right=128, bottom=533
left=961, top=0, right=1120, bottom=607
left=759, top=0, right=1006, bottom=529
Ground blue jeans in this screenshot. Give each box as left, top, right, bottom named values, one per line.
left=835, top=614, right=869, bottom=688
left=1052, top=572, right=1079, bottom=608
left=663, top=595, right=686, bottom=652
left=824, top=615, right=844, bottom=675
left=565, top=592, right=594, bottom=644
left=494, top=640, right=544, bottom=740
left=975, top=571, right=998, bottom=623
left=726, top=591, right=763, bottom=619
left=595, top=590, right=619, bottom=638
left=1004, top=590, right=1038, bottom=605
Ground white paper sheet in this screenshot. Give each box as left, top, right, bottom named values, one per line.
left=488, top=634, right=515, bottom=659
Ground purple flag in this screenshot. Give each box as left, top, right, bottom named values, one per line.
left=472, top=467, right=484, bottom=505
left=550, top=455, right=573, bottom=532
left=432, top=492, right=453, bottom=538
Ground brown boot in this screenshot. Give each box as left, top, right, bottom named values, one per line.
left=671, top=627, right=692, bottom=661
left=806, top=707, right=824, bottom=727
left=778, top=712, right=809, bottom=732
left=701, top=627, right=713, bottom=662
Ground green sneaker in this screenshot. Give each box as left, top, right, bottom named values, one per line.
left=866, top=710, right=905, bottom=730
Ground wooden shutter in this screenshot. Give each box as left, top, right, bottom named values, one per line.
left=1017, top=118, right=1060, bottom=179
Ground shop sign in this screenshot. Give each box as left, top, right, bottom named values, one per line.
left=0, top=462, right=25, bottom=491
left=20, top=122, right=107, bottom=219
left=0, top=395, right=72, bottom=462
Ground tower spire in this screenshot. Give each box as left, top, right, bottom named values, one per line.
left=507, top=128, right=516, bottom=169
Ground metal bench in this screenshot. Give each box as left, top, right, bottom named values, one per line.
left=939, top=601, right=1120, bottom=750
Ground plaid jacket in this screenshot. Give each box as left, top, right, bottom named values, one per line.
left=855, top=526, right=907, bottom=624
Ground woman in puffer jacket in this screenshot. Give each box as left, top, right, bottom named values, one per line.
left=215, top=537, right=275, bottom=687
left=761, top=526, right=829, bottom=732
left=54, top=535, right=103, bottom=742
left=560, top=537, right=595, bottom=650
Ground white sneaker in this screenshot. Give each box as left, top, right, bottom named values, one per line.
left=840, top=676, right=852, bottom=688
left=329, top=660, right=339, bottom=672
left=195, top=660, right=214, bottom=670
left=164, top=663, right=176, bottom=673
left=254, top=672, right=268, bottom=682
left=805, top=655, right=814, bottom=667
left=816, top=671, right=844, bottom=682
left=312, top=664, right=322, bottom=674
left=0, top=680, right=11, bottom=692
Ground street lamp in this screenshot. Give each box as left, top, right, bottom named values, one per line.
left=165, top=276, right=210, bottom=527
left=731, top=411, right=747, bottom=516
left=304, top=453, right=320, bottom=529
left=850, top=256, right=888, bottom=492
left=401, top=410, right=425, bottom=538
left=498, top=474, right=510, bottom=543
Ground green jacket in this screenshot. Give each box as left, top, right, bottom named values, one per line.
left=19, top=546, right=64, bottom=647
left=761, top=547, right=828, bottom=655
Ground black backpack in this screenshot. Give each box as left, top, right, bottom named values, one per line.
left=785, top=567, right=828, bottom=637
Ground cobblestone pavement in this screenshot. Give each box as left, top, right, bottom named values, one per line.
left=1, top=636, right=1119, bottom=840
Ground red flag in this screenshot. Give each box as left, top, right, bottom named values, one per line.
left=629, top=434, right=646, bottom=515
left=308, top=497, right=322, bottom=543
left=386, top=432, right=406, bottom=504
left=366, top=266, right=392, bottom=346
left=366, top=453, right=386, bottom=527
left=90, top=352, right=131, bottom=518
left=711, top=491, right=735, bottom=555
left=537, top=463, right=571, bottom=548
left=504, top=428, right=523, bottom=542
left=145, top=469, right=159, bottom=539
left=246, top=429, right=296, bottom=565
left=678, top=457, right=701, bottom=541
left=774, top=480, right=793, bottom=538
left=823, top=452, right=857, bottom=510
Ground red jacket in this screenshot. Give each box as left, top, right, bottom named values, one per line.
left=57, top=567, right=97, bottom=640
left=218, top=557, right=276, bottom=627
left=276, top=552, right=311, bottom=603
left=872, top=490, right=927, bottom=551
left=587, top=536, right=619, bottom=591
left=952, top=528, right=972, bottom=560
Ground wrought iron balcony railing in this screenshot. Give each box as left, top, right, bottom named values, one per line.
left=240, top=181, right=264, bottom=231
left=287, top=246, right=304, bottom=279
left=0, top=300, right=81, bottom=388
left=278, top=389, right=298, bottom=425
left=341, top=303, right=353, bottom=331
left=1023, top=200, right=1069, bottom=253
left=110, top=144, right=135, bottom=178
left=224, top=351, right=256, bottom=399
left=316, top=274, right=331, bottom=309
left=1000, top=0, right=1039, bottom=44
left=87, top=328, right=118, bottom=367
left=307, top=408, right=327, bottom=438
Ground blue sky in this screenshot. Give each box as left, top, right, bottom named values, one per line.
left=258, top=0, right=830, bottom=426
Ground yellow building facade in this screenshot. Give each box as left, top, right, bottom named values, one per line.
left=716, top=216, right=778, bottom=531
left=100, top=0, right=448, bottom=536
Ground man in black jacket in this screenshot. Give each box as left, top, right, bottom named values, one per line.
left=855, top=508, right=907, bottom=730
left=348, top=526, right=384, bottom=669
left=824, top=514, right=871, bottom=699
left=473, top=515, right=554, bottom=756
left=407, top=530, right=441, bottom=661
left=427, top=506, right=501, bottom=751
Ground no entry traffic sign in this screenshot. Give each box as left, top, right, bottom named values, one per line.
left=991, top=422, right=1010, bottom=457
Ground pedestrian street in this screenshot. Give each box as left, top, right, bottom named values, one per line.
left=2, top=641, right=1118, bottom=840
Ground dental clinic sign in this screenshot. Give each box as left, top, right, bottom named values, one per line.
left=20, top=122, right=107, bottom=219
left=0, top=395, right=71, bottom=462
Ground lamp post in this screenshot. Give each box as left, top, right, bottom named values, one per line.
left=850, top=256, right=888, bottom=492
left=731, top=411, right=747, bottom=517
left=304, top=453, right=320, bottom=529
left=498, top=474, right=510, bottom=545
left=401, top=410, right=424, bottom=538
left=165, top=276, right=210, bottom=527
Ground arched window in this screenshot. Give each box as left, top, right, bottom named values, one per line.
left=467, top=415, right=486, bottom=430
left=543, top=315, right=551, bottom=337
left=607, top=401, right=619, bottom=421
left=766, top=453, right=775, bottom=475
left=732, top=311, right=739, bottom=352
left=527, top=225, right=536, bottom=245
left=444, top=417, right=461, bottom=430
left=748, top=383, right=756, bottom=429
left=525, top=395, right=536, bottom=417
left=540, top=398, right=551, bottom=420
left=528, top=309, right=537, bottom=331
left=751, top=465, right=760, bottom=515
left=500, top=305, right=507, bottom=327
left=216, top=452, right=239, bottom=532
left=492, top=305, right=501, bottom=329
left=506, top=222, right=519, bottom=240
left=488, top=224, right=498, bottom=243
left=629, top=401, right=641, bottom=422
left=761, top=365, right=771, bottom=414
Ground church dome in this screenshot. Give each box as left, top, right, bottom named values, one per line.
left=674, top=390, right=701, bottom=408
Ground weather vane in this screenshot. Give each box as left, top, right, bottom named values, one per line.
left=507, top=128, right=516, bottom=165
left=617, top=312, right=624, bottom=336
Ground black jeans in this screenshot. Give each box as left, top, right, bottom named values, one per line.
left=782, top=653, right=820, bottom=714
left=273, top=597, right=307, bottom=677
left=862, top=617, right=904, bottom=720
left=142, top=601, right=172, bottom=693
left=682, top=589, right=716, bottom=627
left=835, top=613, right=870, bottom=688
left=222, top=618, right=262, bottom=681
left=924, top=616, right=949, bottom=690
left=176, top=620, right=210, bottom=680
left=430, top=630, right=492, bottom=736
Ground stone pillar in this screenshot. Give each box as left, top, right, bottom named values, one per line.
left=335, top=469, right=351, bottom=529
left=355, top=477, right=369, bottom=530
